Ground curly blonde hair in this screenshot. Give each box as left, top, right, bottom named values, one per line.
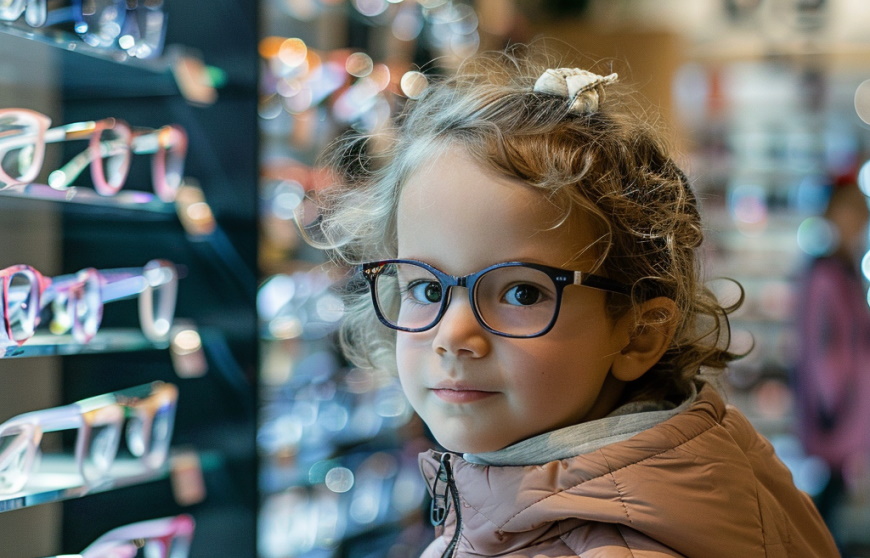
left=308, top=46, right=741, bottom=403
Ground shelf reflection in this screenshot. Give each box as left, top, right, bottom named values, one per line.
left=0, top=454, right=168, bottom=513
left=3, top=328, right=169, bottom=359
left=0, top=21, right=168, bottom=71
left=0, top=183, right=175, bottom=214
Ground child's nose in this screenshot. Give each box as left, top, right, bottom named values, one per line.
left=431, top=289, right=490, bottom=357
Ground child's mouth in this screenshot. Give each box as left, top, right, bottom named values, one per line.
left=431, top=388, right=497, bottom=403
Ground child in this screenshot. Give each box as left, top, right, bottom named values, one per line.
left=306, top=47, right=838, bottom=557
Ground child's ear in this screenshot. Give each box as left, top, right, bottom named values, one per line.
left=611, top=297, right=679, bottom=382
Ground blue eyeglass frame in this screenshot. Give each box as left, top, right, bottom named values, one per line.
left=360, top=259, right=631, bottom=339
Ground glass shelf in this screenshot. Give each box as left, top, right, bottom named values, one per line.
left=0, top=454, right=168, bottom=513
left=0, top=183, right=176, bottom=215
left=2, top=328, right=168, bottom=359
left=0, top=21, right=169, bottom=73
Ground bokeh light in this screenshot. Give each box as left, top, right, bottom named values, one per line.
left=346, top=52, right=374, bottom=77
left=797, top=216, right=836, bottom=256
left=353, top=0, right=388, bottom=17
left=400, top=70, right=428, bottom=99
left=278, top=38, right=308, bottom=68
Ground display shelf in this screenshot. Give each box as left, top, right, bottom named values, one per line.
left=0, top=21, right=168, bottom=71
left=0, top=23, right=181, bottom=101
left=2, top=329, right=168, bottom=359
left=0, top=1, right=259, bottom=555
left=0, top=183, right=176, bottom=216
left=0, top=454, right=168, bottom=513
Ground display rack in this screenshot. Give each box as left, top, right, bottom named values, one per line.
left=0, top=1, right=259, bottom=556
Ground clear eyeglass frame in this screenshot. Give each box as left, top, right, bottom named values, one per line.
left=0, top=258, right=178, bottom=348
left=0, top=381, right=178, bottom=495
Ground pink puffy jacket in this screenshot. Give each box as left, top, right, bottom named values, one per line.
left=418, top=385, right=837, bottom=557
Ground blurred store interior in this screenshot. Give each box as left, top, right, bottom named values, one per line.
left=0, top=0, right=869, bottom=557
left=257, top=1, right=870, bottom=557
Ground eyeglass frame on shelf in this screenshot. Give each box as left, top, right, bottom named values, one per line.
left=81, top=513, right=195, bottom=558
left=0, top=258, right=178, bottom=347
left=360, top=259, right=631, bottom=339
left=0, top=381, right=179, bottom=495
left=0, top=108, right=187, bottom=202
left=0, top=0, right=169, bottom=59
left=39, top=513, right=195, bottom=558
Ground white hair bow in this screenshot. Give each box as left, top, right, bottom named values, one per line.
left=533, top=68, right=618, bottom=114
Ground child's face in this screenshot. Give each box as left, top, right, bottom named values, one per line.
left=395, top=146, right=630, bottom=454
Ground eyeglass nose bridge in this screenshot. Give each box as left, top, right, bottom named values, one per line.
left=431, top=272, right=490, bottom=332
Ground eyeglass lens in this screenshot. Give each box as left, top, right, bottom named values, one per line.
left=161, top=134, right=185, bottom=193
left=125, top=402, right=173, bottom=469
left=94, top=124, right=131, bottom=191
left=81, top=422, right=122, bottom=482
left=6, top=270, right=40, bottom=342
left=0, top=426, right=35, bottom=493
left=50, top=269, right=103, bottom=343
left=373, top=262, right=559, bottom=336
left=0, top=113, right=40, bottom=184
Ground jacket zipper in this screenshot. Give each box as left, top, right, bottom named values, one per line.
left=430, top=452, right=462, bottom=558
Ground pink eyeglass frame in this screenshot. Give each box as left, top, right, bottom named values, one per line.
left=0, top=108, right=188, bottom=202
left=80, top=514, right=195, bottom=558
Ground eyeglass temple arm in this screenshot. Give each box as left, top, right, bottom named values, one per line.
left=41, top=261, right=176, bottom=305
left=574, top=271, right=631, bottom=296
left=42, top=122, right=111, bottom=191
left=132, top=125, right=186, bottom=151
left=104, top=382, right=177, bottom=419
left=6, top=404, right=85, bottom=434
left=131, top=132, right=159, bottom=154
left=46, top=150, right=90, bottom=191
left=98, top=263, right=177, bottom=303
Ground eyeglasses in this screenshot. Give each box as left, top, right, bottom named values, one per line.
left=1, top=0, right=168, bottom=59
left=117, top=1, right=168, bottom=60
left=0, top=381, right=178, bottom=495
left=41, top=514, right=194, bottom=558
left=0, top=0, right=42, bottom=27
left=0, top=108, right=187, bottom=202
left=1, top=258, right=178, bottom=347
left=80, top=514, right=194, bottom=558
left=27, top=0, right=128, bottom=46
left=360, top=259, right=631, bottom=338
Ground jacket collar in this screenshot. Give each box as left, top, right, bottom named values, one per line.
left=419, top=384, right=725, bottom=536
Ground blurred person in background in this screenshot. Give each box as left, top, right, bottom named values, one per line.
left=794, top=172, right=870, bottom=549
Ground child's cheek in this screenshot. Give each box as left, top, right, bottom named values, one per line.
left=394, top=333, right=428, bottom=400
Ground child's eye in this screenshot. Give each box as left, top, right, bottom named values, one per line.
left=503, top=284, right=544, bottom=306
left=407, top=280, right=443, bottom=304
